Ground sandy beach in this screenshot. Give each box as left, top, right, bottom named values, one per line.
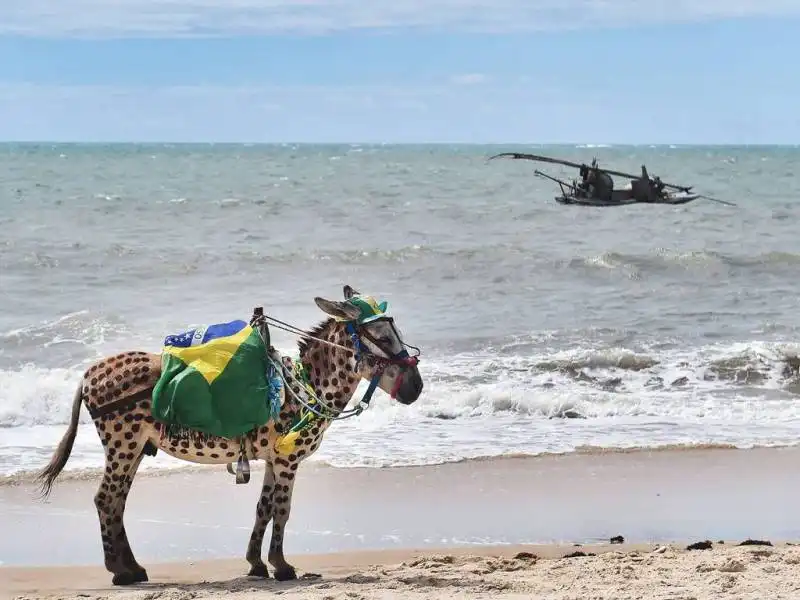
left=9, top=543, right=800, bottom=600
left=3, top=446, right=800, bottom=598
left=7, top=541, right=800, bottom=600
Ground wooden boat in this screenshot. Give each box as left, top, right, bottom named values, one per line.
left=487, top=152, right=734, bottom=208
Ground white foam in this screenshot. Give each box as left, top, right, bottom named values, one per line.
left=0, top=365, right=86, bottom=427
left=4, top=340, right=800, bottom=475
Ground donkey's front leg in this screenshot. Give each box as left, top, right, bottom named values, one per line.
left=268, top=460, right=299, bottom=581
left=245, top=463, right=276, bottom=577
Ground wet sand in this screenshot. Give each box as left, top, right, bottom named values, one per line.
left=2, top=446, right=800, bottom=598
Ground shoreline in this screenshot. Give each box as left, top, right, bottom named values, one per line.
left=0, top=440, right=776, bottom=487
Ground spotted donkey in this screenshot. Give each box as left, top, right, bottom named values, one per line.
left=36, top=285, right=424, bottom=586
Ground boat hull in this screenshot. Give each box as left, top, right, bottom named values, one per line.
left=555, top=192, right=700, bottom=207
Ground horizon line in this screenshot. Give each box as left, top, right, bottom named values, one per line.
left=1, top=140, right=798, bottom=148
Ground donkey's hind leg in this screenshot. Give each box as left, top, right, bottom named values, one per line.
left=94, top=419, right=148, bottom=585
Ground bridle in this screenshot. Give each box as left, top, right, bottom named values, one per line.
left=251, top=310, right=421, bottom=420
left=345, top=316, right=420, bottom=405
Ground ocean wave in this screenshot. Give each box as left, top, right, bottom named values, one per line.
left=5, top=336, right=800, bottom=478
left=569, top=249, right=800, bottom=279
left=535, top=348, right=658, bottom=372
left=8, top=237, right=800, bottom=275
left=0, top=366, right=88, bottom=427
left=0, top=311, right=129, bottom=348
left=412, top=340, right=800, bottom=423
left=0, top=312, right=133, bottom=370
left=5, top=340, right=800, bottom=429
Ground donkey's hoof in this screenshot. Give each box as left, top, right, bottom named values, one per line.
left=112, top=570, right=147, bottom=586
left=274, top=566, right=297, bottom=581
left=132, top=568, right=149, bottom=583
left=248, top=562, right=270, bottom=578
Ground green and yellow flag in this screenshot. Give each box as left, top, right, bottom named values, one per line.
left=151, top=319, right=278, bottom=439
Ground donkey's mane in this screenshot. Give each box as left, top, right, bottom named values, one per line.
left=297, top=318, right=336, bottom=357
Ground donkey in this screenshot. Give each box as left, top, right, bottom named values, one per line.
left=36, top=285, right=424, bottom=585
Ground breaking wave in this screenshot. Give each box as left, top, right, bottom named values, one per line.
left=4, top=338, right=800, bottom=475
left=5, top=340, right=800, bottom=430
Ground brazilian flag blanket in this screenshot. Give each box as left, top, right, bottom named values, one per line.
left=151, top=319, right=280, bottom=439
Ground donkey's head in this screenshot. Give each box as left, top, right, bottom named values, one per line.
left=314, top=285, right=423, bottom=406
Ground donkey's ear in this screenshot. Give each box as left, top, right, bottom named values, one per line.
left=314, top=297, right=362, bottom=321
left=343, top=285, right=360, bottom=300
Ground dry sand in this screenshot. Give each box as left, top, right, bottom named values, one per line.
left=5, top=541, right=800, bottom=599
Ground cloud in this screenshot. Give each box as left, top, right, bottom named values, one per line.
left=2, top=0, right=799, bottom=38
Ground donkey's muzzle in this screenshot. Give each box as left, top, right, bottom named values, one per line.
left=395, top=367, right=423, bottom=405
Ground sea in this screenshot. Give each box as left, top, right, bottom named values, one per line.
left=2, top=142, right=800, bottom=479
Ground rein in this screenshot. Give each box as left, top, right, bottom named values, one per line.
left=273, top=356, right=368, bottom=422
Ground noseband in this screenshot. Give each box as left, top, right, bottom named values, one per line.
left=346, top=316, right=420, bottom=405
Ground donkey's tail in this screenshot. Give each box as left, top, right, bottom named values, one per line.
left=35, top=381, right=83, bottom=499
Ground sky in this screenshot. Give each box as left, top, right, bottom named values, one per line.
left=1, top=1, right=799, bottom=144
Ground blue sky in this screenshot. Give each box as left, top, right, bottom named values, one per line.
left=1, top=1, right=798, bottom=144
